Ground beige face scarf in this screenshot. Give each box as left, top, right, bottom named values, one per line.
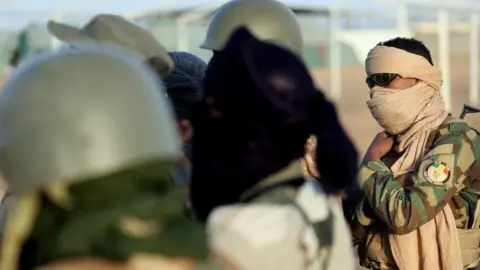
left=365, top=46, right=463, bottom=270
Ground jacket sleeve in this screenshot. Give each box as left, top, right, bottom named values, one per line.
left=358, top=125, right=476, bottom=235
left=341, top=183, right=375, bottom=245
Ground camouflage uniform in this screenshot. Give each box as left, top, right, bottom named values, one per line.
left=349, top=116, right=480, bottom=269
left=0, top=45, right=210, bottom=270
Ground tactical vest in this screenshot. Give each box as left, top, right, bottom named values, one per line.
left=360, top=116, right=480, bottom=269
left=238, top=162, right=335, bottom=269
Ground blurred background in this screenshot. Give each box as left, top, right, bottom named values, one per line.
left=0, top=0, right=479, bottom=159
left=0, top=2, right=478, bottom=269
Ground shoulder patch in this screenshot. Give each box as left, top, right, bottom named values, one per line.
left=422, top=159, right=451, bottom=185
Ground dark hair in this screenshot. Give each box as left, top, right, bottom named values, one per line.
left=377, top=37, right=434, bottom=65
left=162, top=51, right=206, bottom=120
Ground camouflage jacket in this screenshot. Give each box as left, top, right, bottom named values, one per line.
left=206, top=162, right=355, bottom=270
left=347, top=116, right=480, bottom=269
left=7, top=163, right=210, bottom=270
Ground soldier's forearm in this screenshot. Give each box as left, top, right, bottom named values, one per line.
left=359, top=161, right=425, bottom=234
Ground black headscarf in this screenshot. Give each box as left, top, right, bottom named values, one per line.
left=162, top=51, right=206, bottom=163
left=190, top=27, right=358, bottom=222
left=162, top=51, right=206, bottom=120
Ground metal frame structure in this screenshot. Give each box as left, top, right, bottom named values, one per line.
left=0, top=0, right=462, bottom=107
left=132, top=0, right=480, bottom=109
left=385, top=0, right=480, bottom=110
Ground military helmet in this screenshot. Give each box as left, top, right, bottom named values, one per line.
left=200, top=0, right=304, bottom=56
left=0, top=44, right=182, bottom=192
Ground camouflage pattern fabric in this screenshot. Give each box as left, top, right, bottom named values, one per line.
left=18, top=162, right=209, bottom=269
left=348, top=117, right=480, bottom=269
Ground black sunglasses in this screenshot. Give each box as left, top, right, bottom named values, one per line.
left=366, top=73, right=398, bottom=88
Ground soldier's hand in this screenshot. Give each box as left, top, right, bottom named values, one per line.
left=302, top=135, right=320, bottom=178
left=364, top=132, right=394, bottom=162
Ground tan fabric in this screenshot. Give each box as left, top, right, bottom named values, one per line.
left=365, top=46, right=462, bottom=270
left=365, top=46, right=442, bottom=91
left=389, top=205, right=462, bottom=270
left=457, top=229, right=480, bottom=268
left=367, top=82, right=448, bottom=177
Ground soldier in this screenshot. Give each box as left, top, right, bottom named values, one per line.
left=48, top=16, right=206, bottom=190
left=162, top=51, right=207, bottom=188
left=200, top=0, right=341, bottom=195
left=348, top=37, right=480, bottom=269
left=190, top=27, right=357, bottom=270
left=0, top=13, right=178, bottom=237
left=0, top=45, right=210, bottom=270
left=200, top=0, right=303, bottom=56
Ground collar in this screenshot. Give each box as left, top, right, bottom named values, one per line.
left=239, top=160, right=303, bottom=201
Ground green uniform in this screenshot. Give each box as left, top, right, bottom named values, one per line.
left=348, top=116, right=480, bottom=269
left=207, top=163, right=355, bottom=270
left=0, top=45, right=209, bottom=270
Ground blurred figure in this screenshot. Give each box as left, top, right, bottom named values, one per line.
left=347, top=37, right=480, bottom=270
left=201, top=0, right=345, bottom=201
left=0, top=45, right=209, bottom=270
left=190, top=27, right=357, bottom=270
left=0, top=13, right=177, bottom=238
left=47, top=13, right=174, bottom=75
left=162, top=51, right=207, bottom=188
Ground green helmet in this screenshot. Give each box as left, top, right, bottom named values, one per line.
left=200, top=0, right=303, bottom=56
left=0, top=44, right=182, bottom=192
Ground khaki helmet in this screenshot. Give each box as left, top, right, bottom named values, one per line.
left=200, top=0, right=303, bottom=56
left=0, top=43, right=182, bottom=192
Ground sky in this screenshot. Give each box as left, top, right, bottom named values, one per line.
left=0, top=0, right=477, bottom=31
left=0, top=0, right=216, bottom=30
